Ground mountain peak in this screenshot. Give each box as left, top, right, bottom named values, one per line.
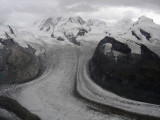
left=68, top=16, right=85, bottom=25
left=132, top=16, right=154, bottom=27
left=138, top=16, right=153, bottom=23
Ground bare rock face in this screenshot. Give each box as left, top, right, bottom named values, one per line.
left=0, top=39, right=41, bottom=84
left=89, top=36, right=160, bottom=104
left=77, top=29, right=88, bottom=36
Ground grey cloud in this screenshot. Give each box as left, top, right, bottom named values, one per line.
left=0, top=0, right=160, bottom=26
left=60, top=0, right=160, bottom=9
left=0, top=0, right=60, bottom=26
left=64, top=3, right=97, bottom=12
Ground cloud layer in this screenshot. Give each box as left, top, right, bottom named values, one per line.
left=0, top=0, right=160, bottom=26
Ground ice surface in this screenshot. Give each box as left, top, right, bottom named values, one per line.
left=0, top=44, right=129, bottom=120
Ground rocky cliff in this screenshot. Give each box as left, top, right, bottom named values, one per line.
left=0, top=38, right=42, bottom=84
left=89, top=36, right=160, bottom=104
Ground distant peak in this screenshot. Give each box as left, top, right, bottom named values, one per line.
left=132, top=16, right=154, bottom=26
left=138, top=16, right=153, bottom=23
left=44, top=17, right=54, bottom=24
left=87, top=19, right=106, bottom=26
left=68, top=16, right=85, bottom=25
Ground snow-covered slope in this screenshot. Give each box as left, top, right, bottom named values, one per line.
left=1, top=16, right=160, bottom=48
left=32, top=16, right=160, bottom=46
left=33, top=16, right=109, bottom=45
left=1, top=16, right=160, bottom=47
left=119, top=16, right=160, bottom=45
left=0, top=24, right=16, bottom=39
left=37, top=16, right=90, bottom=34
left=34, top=16, right=90, bottom=45
left=87, top=19, right=107, bottom=33
left=0, top=24, right=29, bottom=48
left=108, top=18, right=133, bottom=37
left=77, top=19, right=108, bottom=43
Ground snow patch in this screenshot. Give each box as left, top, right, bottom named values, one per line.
left=103, top=43, right=112, bottom=54
left=0, top=43, right=3, bottom=49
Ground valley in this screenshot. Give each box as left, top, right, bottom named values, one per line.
left=0, top=16, right=160, bottom=120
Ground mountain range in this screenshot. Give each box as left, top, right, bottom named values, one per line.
left=0, top=16, right=160, bottom=47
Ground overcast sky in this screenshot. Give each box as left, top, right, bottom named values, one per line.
left=0, top=0, right=160, bottom=27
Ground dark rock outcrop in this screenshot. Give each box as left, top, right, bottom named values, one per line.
left=51, top=34, right=55, bottom=38
left=89, top=36, right=160, bottom=104
left=0, top=39, right=42, bottom=84
left=77, top=29, right=88, bottom=36
left=57, top=37, right=64, bottom=41
left=132, top=31, right=140, bottom=40
left=0, top=96, right=40, bottom=120
left=140, top=29, right=151, bottom=40
left=8, top=25, right=14, bottom=35
left=64, top=33, right=80, bottom=46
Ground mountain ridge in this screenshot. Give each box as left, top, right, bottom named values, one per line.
left=0, top=16, right=160, bottom=47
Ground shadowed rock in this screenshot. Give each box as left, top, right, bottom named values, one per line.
left=57, top=37, right=64, bottom=41
left=8, top=25, right=14, bottom=35
left=89, top=36, right=160, bottom=104
left=140, top=29, right=151, bottom=40
left=132, top=31, right=140, bottom=40
left=64, top=33, right=80, bottom=46
left=0, top=39, right=42, bottom=84
left=0, top=96, right=40, bottom=120
left=77, top=29, right=88, bottom=36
